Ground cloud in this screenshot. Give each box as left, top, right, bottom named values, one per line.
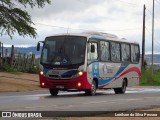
left=1, top=0, right=159, bottom=54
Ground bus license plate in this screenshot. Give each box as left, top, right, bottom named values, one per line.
left=56, top=86, right=64, bottom=89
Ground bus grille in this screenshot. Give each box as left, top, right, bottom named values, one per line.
left=48, top=75, right=72, bottom=79
left=61, top=74, right=72, bottom=78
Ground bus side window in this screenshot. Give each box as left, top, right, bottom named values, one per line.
left=135, top=45, right=140, bottom=62
left=111, top=42, right=120, bottom=62
left=121, top=43, right=130, bottom=62
left=88, top=42, right=98, bottom=60
left=100, top=41, right=110, bottom=61
left=131, top=45, right=139, bottom=63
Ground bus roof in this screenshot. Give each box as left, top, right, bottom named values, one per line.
left=48, top=32, right=139, bottom=44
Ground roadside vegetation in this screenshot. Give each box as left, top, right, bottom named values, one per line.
left=1, top=59, right=160, bottom=86
left=0, top=51, right=40, bottom=74
left=140, top=67, right=160, bottom=86
left=0, top=62, right=39, bottom=74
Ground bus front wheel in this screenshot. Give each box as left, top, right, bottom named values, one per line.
left=49, top=88, right=59, bottom=96
left=85, top=80, right=96, bottom=96
left=114, top=80, right=127, bottom=94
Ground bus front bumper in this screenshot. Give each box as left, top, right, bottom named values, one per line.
left=39, top=72, right=91, bottom=90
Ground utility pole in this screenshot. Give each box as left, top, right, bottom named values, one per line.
left=0, top=42, right=1, bottom=58
left=142, top=4, right=146, bottom=70
left=152, top=0, right=155, bottom=74
left=2, top=43, right=3, bottom=59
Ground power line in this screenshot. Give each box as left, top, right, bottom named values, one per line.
left=35, top=22, right=68, bottom=29
left=145, top=27, right=154, bottom=41
left=145, top=21, right=151, bottom=28
left=146, top=9, right=152, bottom=16
left=145, top=27, right=151, bottom=32
left=115, top=0, right=141, bottom=7
left=145, top=27, right=160, bottom=47
left=96, top=28, right=141, bottom=32
left=146, top=8, right=160, bottom=25
left=154, top=40, right=160, bottom=46
left=155, top=0, right=160, bottom=5
left=35, top=22, right=140, bottom=32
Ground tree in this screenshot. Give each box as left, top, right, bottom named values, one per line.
left=0, top=0, right=51, bottom=38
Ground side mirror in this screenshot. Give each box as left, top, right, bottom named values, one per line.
left=91, top=44, right=95, bottom=53
left=37, top=42, right=40, bottom=51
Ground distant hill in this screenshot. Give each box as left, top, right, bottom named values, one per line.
left=3, top=46, right=160, bottom=63
left=4, top=46, right=42, bottom=58
left=13, top=47, right=41, bottom=55
left=145, top=54, right=160, bottom=64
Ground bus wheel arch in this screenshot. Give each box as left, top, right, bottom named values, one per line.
left=123, top=77, right=128, bottom=87
left=114, top=78, right=127, bottom=94
left=93, top=78, right=98, bottom=89
left=85, top=78, right=98, bottom=96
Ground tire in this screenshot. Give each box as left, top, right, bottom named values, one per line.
left=114, top=80, right=127, bottom=94
left=85, top=80, right=97, bottom=96
left=49, top=89, right=59, bottom=96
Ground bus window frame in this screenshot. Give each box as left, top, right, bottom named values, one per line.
left=99, top=40, right=111, bottom=62
left=130, top=43, right=140, bottom=64
left=110, top=41, right=121, bottom=63
left=120, top=43, right=131, bottom=63
left=87, top=38, right=140, bottom=65
left=87, top=40, right=99, bottom=61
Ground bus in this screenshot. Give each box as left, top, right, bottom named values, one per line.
left=37, top=32, right=141, bottom=96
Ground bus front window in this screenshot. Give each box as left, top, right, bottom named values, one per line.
left=41, top=36, right=87, bottom=67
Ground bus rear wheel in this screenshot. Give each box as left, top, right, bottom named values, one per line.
left=114, top=80, right=126, bottom=94
left=85, top=80, right=96, bottom=96
left=49, top=88, right=59, bottom=96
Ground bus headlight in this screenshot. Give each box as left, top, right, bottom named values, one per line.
left=40, top=71, right=44, bottom=75
left=72, top=71, right=83, bottom=78
left=78, top=71, right=83, bottom=76
left=39, top=64, right=44, bottom=76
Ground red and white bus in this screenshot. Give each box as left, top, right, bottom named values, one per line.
left=37, top=32, right=141, bottom=96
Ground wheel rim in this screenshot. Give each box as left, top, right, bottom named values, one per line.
left=91, top=82, right=96, bottom=94
left=122, top=81, right=126, bottom=92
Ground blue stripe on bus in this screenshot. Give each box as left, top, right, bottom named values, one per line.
left=43, top=68, right=49, bottom=74
left=92, top=62, right=100, bottom=78
left=97, top=63, right=129, bottom=86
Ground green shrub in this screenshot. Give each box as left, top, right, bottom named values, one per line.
left=140, top=68, right=160, bottom=86
left=0, top=63, right=39, bottom=74
left=0, top=63, right=19, bottom=73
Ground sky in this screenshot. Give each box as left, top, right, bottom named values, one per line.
left=0, top=0, right=160, bottom=54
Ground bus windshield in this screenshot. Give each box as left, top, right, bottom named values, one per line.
left=41, top=36, right=87, bottom=66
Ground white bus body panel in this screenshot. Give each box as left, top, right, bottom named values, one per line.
left=87, top=62, right=141, bottom=89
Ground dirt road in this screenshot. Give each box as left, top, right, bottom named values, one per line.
left=0, top=72, right=160, bottom=120
left=0, top=72, right=44, bottom=92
